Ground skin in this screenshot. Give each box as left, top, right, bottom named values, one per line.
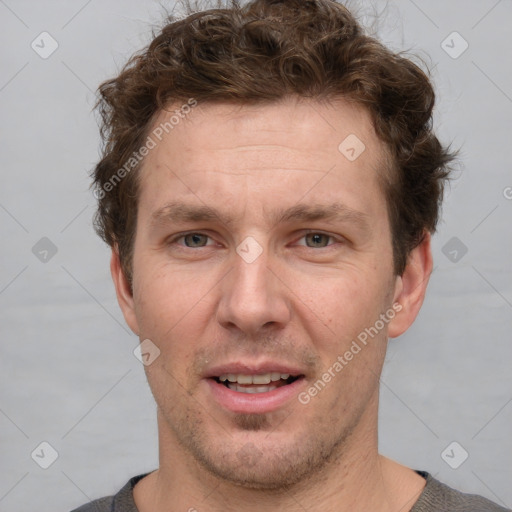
left=111, top=97, right=432, bottom=511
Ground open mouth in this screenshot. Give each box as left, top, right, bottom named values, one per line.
left=213, top=373, right=302, bottom=394
left=206, top=369, right=306, bottom=413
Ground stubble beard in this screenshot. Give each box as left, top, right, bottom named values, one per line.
left=159, top=402, right=355, bottom=491
left=152, top=338, right=369, bottom=491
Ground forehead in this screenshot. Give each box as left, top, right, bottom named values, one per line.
left=146, top=97, right=383, bottom=166
left=137, top=97, right=389, bottom=224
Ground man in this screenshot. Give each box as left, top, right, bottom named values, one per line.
left=73, top=0, right=509, bottom=510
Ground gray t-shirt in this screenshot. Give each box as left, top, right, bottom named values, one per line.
left=70, top=470, right=510, bottom=511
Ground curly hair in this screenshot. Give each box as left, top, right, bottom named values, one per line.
left=93, top=0, right=455, bottom=283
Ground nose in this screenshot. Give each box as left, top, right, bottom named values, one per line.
left=216, top=245, right=291, bottom=335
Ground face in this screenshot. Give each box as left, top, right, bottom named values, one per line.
left=112, top=97, right=430, bottom=489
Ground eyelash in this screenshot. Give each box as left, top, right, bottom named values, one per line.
left=167, top=231, right=341, bottom=250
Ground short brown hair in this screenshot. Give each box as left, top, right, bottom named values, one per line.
left=92, top=0, right=455, bottom=283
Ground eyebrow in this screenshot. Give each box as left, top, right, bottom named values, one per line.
left=150, top=200, right=370, bottom=231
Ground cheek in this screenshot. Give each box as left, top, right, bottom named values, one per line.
left=134, top=268, right=213, bottom=391
left=132, top=255, right=215, bottom=340
left=292, top=271, right=392, bottom=402
left=294, top=271, right=385, bottom=341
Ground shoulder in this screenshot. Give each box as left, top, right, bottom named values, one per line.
left=70, top=496, right=113, bottom=512
left=69, top=473, right=150, bottom=512
left=412, top=471, right=511, bottom=512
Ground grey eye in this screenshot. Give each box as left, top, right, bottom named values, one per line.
left=304, top=233, right=331, bottom=248
left=183, top=233, right=209, bottom=247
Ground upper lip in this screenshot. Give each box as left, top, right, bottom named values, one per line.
left=204, top=362, right=305, bottom=379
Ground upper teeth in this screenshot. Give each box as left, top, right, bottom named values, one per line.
left=218, top=373, right=291, bottom=384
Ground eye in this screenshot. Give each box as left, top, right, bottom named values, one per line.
left=170, top=232, right=215, bottom=248
left=296, top=232, right=338, bottom=248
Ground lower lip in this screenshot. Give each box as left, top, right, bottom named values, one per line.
left=205, top=378, right=305, bottom=414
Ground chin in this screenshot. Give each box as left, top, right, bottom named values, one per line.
left=198, top=449, right=312, bottom=490
left=185, top=424, right=347, bottom=491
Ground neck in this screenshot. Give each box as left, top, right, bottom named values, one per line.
left=134, top=394, right=425, bottom=512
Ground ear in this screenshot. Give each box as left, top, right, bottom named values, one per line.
left=388, top=231, right=433, bottom=338
left=110, top=247, right=140, bottom=336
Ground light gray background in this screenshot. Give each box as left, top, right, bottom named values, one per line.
left=1, top=1, right=511, bottom=511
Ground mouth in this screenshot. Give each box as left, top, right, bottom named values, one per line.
left=204, top=367, right=306, bottom=414
left=214, top=373, right=302, bottom=394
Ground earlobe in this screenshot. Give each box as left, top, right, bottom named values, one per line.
left=110, top=248, right=140, bottom=336
left=388, top=232, right=433, bottom=339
